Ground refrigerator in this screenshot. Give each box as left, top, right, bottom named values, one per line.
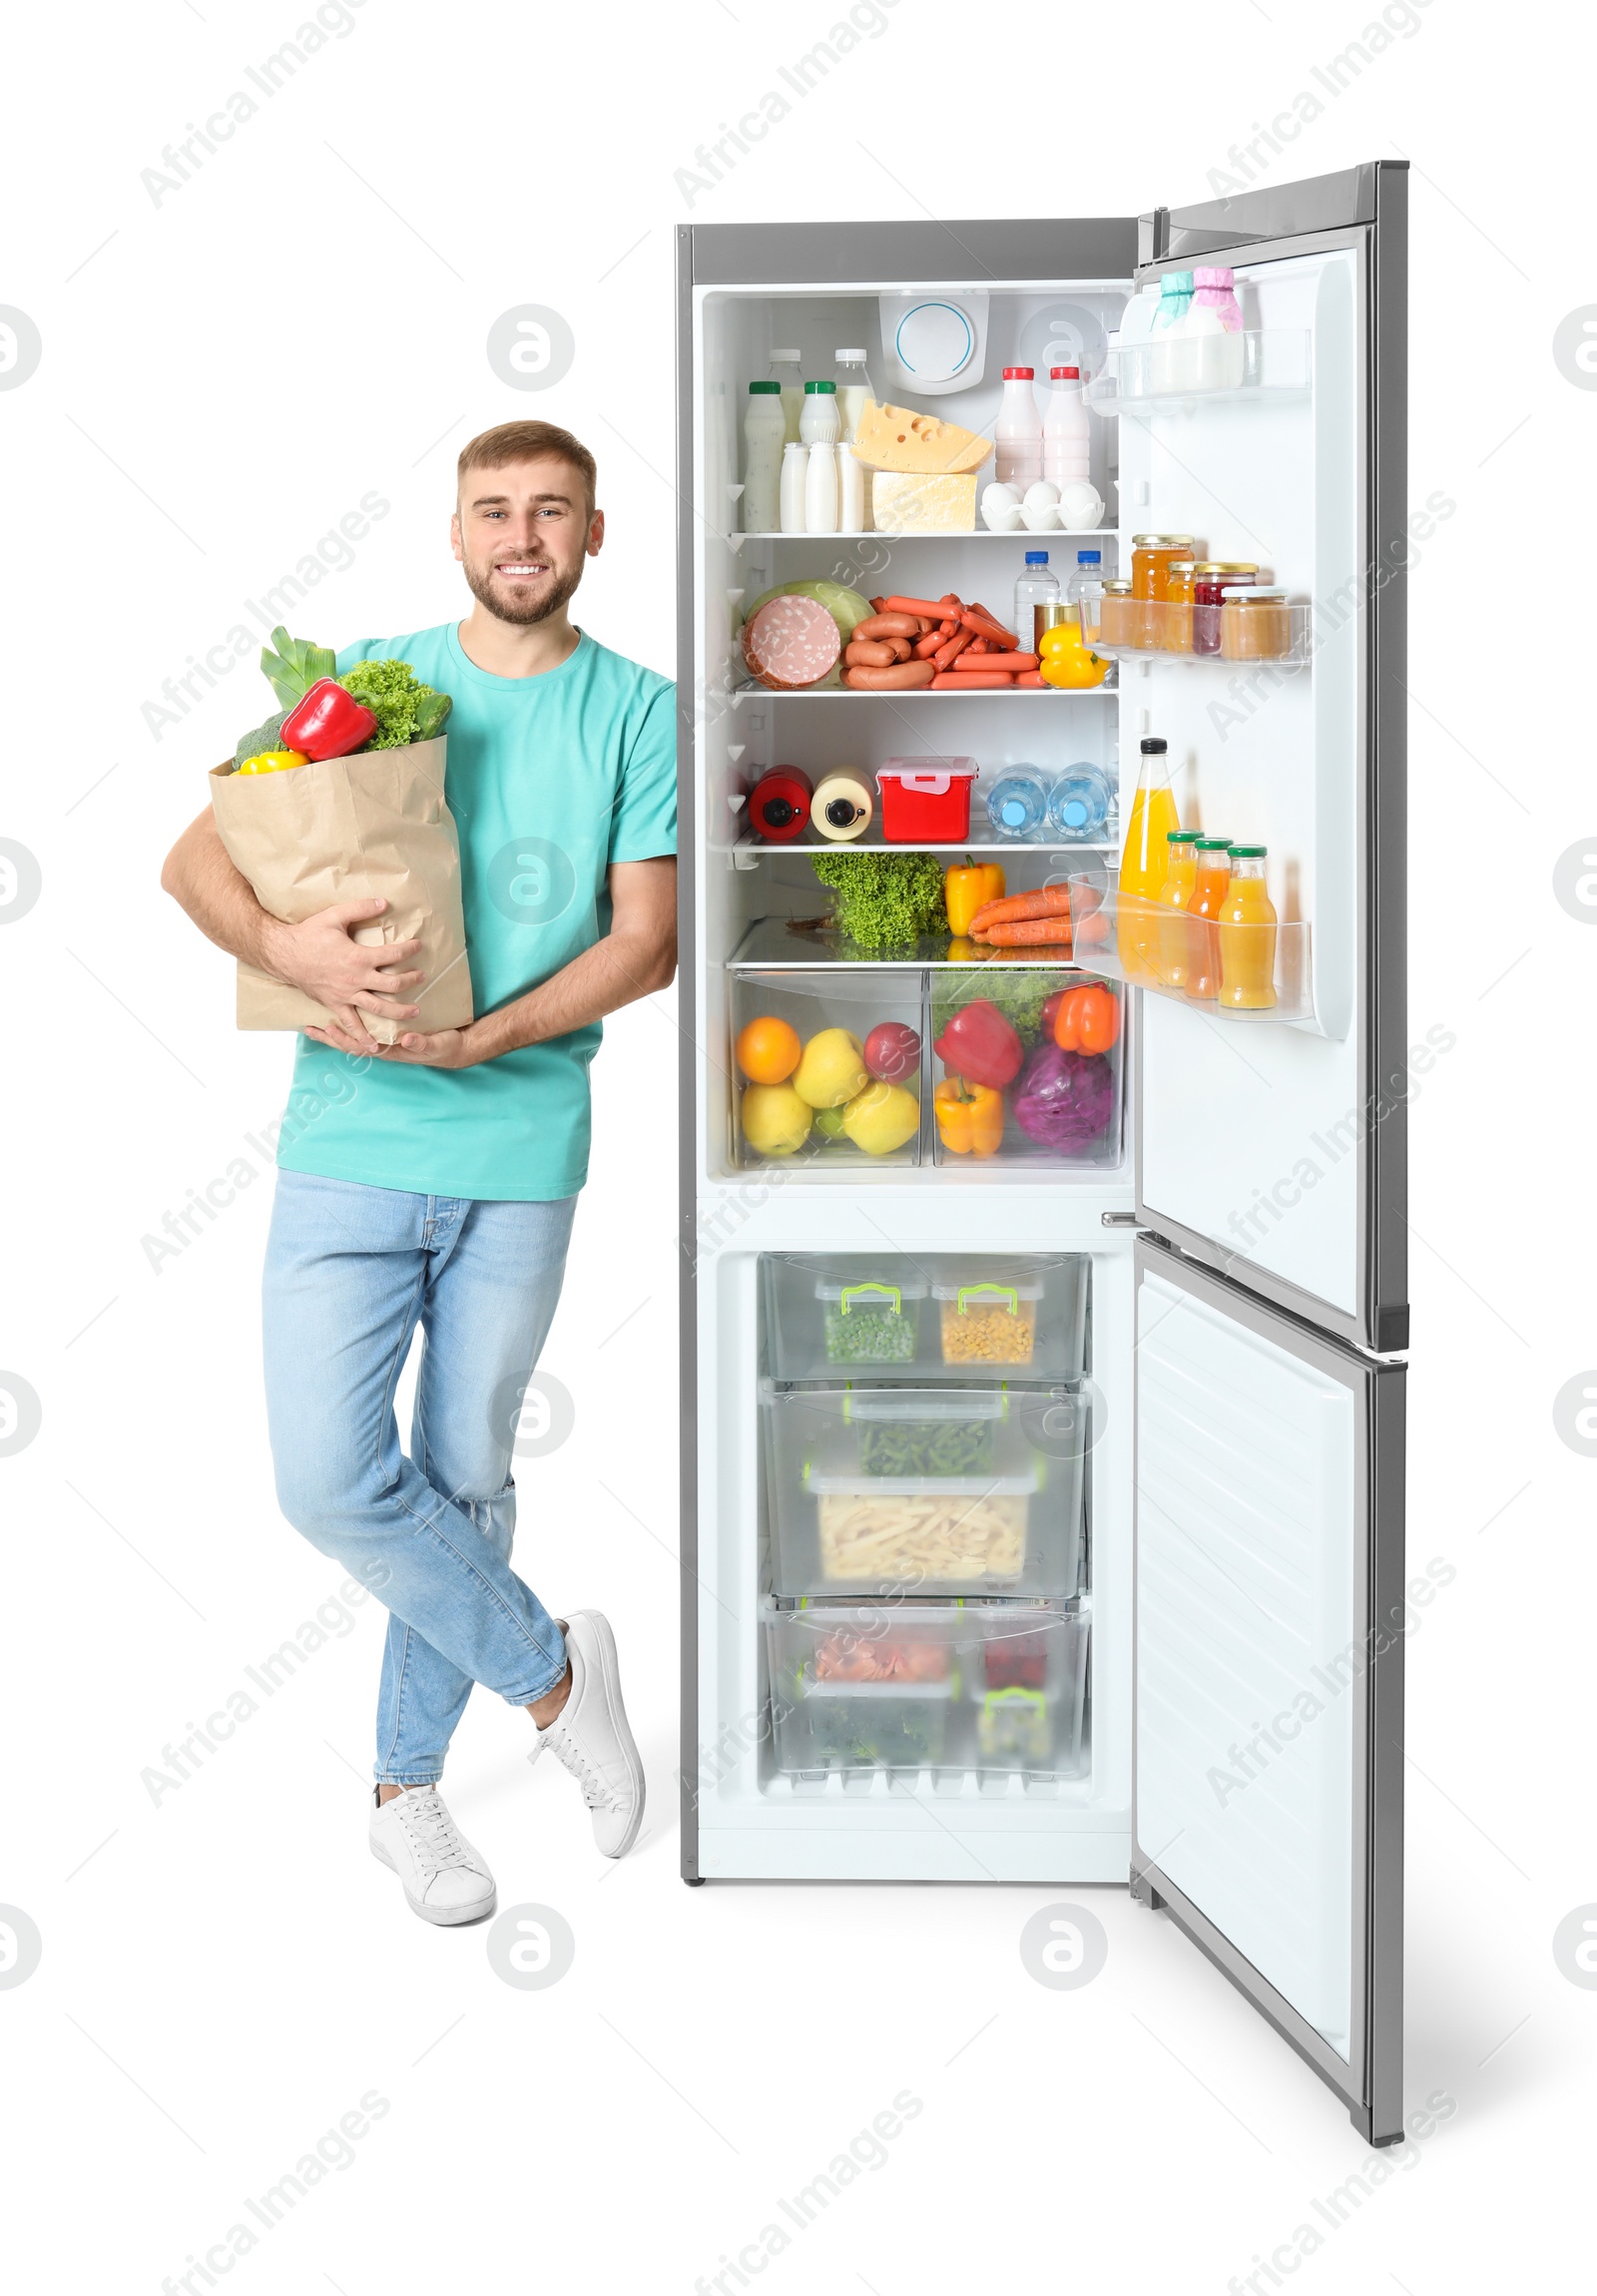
left=674, top=161, right=1407, bottom=2146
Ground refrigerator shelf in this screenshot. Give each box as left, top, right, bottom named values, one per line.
left=729, top=919, right=1082, bottom=969
left=732, top=527, right=1120, bottom=543
left=1087, top=598, right=1313, bottom=668
left=726, top=828, right=1115, bottom=857
left=1067, top=880, right=1316, bottom=1024
left=727, top=683, right=1113, bottom=705
left=1085, top=327, right=1311, bottom=416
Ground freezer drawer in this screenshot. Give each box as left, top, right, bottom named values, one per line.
left=762, top=1251, right=1089, bottom=1384
left=766, top=1600, right=1089, bottom=1788
left=764, top=1385, right=1085, bottom=1599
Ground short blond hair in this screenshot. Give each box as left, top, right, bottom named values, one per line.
left=457, top=420, right=597, bottom=516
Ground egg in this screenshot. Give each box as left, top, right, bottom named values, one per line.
left=982, top=481, right=1021, bottom=508
left=1023, top=479, right=1061, bottom=509
left=1056, top=481, right=1105, bottom=531
left=1020, top=501, right=1062, bottom=531
left=981, top=500, right=1025, bottom=531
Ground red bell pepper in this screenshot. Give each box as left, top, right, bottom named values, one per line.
left=279, top=678, right=377, bottom=763
left=932, top=997, right=1023, bottom=1089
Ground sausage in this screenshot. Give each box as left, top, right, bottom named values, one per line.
left=882, top=594, right=960, bottom=619
left=842, top=660, right=938, bottom=691
left=1015, top=670, right=1046, bottom=688
left=932, top=628, right=974, bottom=671
left=742, top=595, right=843, bottom=689
left=852, top=612, right=921, bottom=641
left=844, top=638, right=903, bottom=668
left=930, top=670, right=1014, bottom=689
left=947, top=651, right=1040, bottom=674
left=912, top=631, right=945, bottom=659
left=960, top=609, right=1020, bottom=649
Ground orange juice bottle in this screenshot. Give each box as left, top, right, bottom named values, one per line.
left=1155, top=830, right=1199, bottom=987
left=1218, top=844, right=1278, bottom=1009
left=1183, top=839, right=1233, bottom=1002
left=1118, top=738, right=1180, bottom=981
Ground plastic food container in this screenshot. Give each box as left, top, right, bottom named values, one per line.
left=816, top=1275, right=927, bottom=1367
left=763, top=1386, right=1084, bottom=1598
left=875, top=758, right=979, bottom=844
left=935, top=1276, right=1043, bottom=1366
left=966, top=1605, right=1090, bottom=1779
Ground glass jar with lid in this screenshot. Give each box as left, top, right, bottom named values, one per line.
left=1096, top=579, right=1136, bottom=649
left=1160, top=558, right=1197, bottom=653
left=1192, top=560, right=1259, bottom=654
left=1131, top=534, right=1198, bottom=650
left=1220, top=585, right=1292, bottom=661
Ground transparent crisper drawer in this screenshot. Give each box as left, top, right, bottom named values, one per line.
left=767, top=1602, right=962, bottom=1781
left=965, top=1604, right=1090, bottom=1784
left=930, top=969, right=1123, bottom=1168
left=764, top=1386, right=1084, bottom=1599
left=731, top=968, right=923, bottom=1170
left=762, top=1251, right=1089, bottom=1384
left=764, top=1600, right=1089, bottom=1786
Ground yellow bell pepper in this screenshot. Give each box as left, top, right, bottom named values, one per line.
left=1037, top=624, right=1109, bottom=690
left=934, top=1075, right=1005, bottom=1157
left=944, top=859, right=1005, bottom=937
left=236, top=749, right=309, bottom=775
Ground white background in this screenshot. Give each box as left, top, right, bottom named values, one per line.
left=1, top=0, right=1591, bottom=2287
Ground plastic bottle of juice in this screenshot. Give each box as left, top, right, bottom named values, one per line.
left=1155, top=830, right=1199, bottom=987
left=1218, top=844, right=1278, bottom=1008
left=1183, top=839, right=1234, bottom=1002
left=1117, top=738, right=1180, bottom=980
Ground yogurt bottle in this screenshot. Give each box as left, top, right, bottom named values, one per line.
left=742, top=379, right=787, bottom=533
left=1148, top=272, right=1195, bottom=395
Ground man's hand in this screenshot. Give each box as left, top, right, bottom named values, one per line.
left=373, top=1026, right=475, bottom=1069
left=263, top=897, right=424, bottom=1054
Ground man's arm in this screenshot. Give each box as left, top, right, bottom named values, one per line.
left=342, top=855, right=678, bottom=1070
left=160, top=809, right=426, bottom=1055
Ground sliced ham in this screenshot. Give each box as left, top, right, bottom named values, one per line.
left=741, top=595, right=842, bottom=690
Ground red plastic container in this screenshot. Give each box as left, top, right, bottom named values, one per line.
left=875, top=758, right=979, bottom=843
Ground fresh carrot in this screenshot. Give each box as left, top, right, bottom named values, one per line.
left=974, top=915, right=1077, bottom=945
left=933, top=628, right=974, bottom=671
left=968, top=884, right=1074, bottom=931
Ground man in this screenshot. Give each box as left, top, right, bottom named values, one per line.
left=161, top=419, right=676, bottom=1925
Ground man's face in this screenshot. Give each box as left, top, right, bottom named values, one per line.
left=451, top=457, right=603, bottom=626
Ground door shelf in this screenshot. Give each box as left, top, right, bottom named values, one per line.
left=1068, top=882, right=1315, bottom=1024
left=1089, top=598, right=1312, bottom=667
left=1085, top=328, right=1311, bottom=416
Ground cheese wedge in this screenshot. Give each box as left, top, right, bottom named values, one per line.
left=849, top=399, right=992, bottom=475
left=869, top=471, right=977, bottom=533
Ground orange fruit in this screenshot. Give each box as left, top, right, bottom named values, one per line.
left=736, top=1014, right=801, bottom=1083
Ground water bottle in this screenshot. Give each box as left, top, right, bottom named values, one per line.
left=1046, top=762, right=1112, bottom=843
left=1066, top=549, right=1106, bottom=643
left=985, top=765, right=1052, bottom=842
left=1013, top=551, right=1060, bottom=655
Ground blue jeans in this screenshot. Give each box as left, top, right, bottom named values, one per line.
left=262, top=1171, right=576, bottom=1785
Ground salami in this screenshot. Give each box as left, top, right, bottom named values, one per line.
left=741, top=595, right=841, bottom=690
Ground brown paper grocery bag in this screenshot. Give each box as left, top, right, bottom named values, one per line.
left=209, top=736, right=473, bottom=1048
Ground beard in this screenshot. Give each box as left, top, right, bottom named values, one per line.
left=463, top=554, right=583, bottom=627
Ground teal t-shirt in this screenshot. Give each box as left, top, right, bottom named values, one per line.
left=275, top=624, right=677, bottom=1201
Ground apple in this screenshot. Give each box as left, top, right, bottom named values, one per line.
left=862, top=1021, right=921, bottom=1082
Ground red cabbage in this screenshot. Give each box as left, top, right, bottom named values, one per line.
left=1011, top=1041, right=1116, bottom=1149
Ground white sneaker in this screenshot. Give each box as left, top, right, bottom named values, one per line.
left=369, top=1786, right=496, bottom=1926
left=532, top=1611, right=646, bottom=1858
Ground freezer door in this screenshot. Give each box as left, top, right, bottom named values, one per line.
left=1132, top=1238, right=1404, bottom=2144
left=1129, top=162, right=1408, bottom=1354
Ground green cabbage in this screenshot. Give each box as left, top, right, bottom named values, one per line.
left=744, top=579, right=875, bottom=642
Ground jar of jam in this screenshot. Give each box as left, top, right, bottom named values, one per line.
left=1161, top=558, right=1197, bottom=653
left=1131, top=533, right=1197, bottom=650
left=1220, top=585, right=1292, bottom=661
left=1097, top=580, right=1136, bottom=649
left=1192, top=561, right=1259, bottom=655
